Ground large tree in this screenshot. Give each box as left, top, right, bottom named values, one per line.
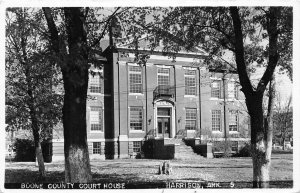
left=42, top=7, right=124, bottom=182
left=5, top=8, right=62, bottom=177
left=123, top=7, right=292, bottom=188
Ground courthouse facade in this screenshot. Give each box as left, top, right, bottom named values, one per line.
left=52, top=39, right=250, bottom=160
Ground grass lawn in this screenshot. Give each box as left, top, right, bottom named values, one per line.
left=5, top=153, right=293, bottom=188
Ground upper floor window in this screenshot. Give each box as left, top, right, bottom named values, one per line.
left=212, top=110, right=221, bottom=131
left=185, top=69, right=196, bottom=95
left=157, top=68, right=170, bottom=86
left=90, top=106, right=103, bottom=131
left=157, top=68, right=170, bottom=85
left=185, top=108, right=197, bottom=130
left=228, top=81, right=238, bottom=99
left=211, top=80, right=221, bottom=98
left=89, top=72, right=102, bottom=93
left=129, top=66, right=142, bottom=94
left=130, top=106, right=143, bottom=130
left=229, top=110, right=238, bottom=131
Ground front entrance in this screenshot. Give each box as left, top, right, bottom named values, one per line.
left=157, top=108, right=171, bottom=138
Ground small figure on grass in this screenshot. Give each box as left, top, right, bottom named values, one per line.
left=158, top=160, right=172, bottom=175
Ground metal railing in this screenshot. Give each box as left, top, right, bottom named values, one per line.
left=153, top=85, right=175, bottom=100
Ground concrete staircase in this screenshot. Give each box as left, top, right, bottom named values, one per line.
left=164, top=138, right=204, bottom=160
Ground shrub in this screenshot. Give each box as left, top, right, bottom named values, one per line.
left=13, top=138, right=35, bottom=161
left=13, top=138, right=53, bottom=162
left=234, top=142, right=251, bottom=157
left=212, top=140, right=232, bottom=158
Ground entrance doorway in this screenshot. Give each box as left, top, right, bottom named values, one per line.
left=157, top=108, right=171, bottom=138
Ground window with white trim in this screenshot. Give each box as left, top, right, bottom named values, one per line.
left=185, top=108, right=197, bottom=130
left=157, top=68, right=170, bottom=86
left=231, top=141, right=238, bottom=152
left=129, top=66, right=142, bottom=93
left=228, top=81, right=238, bottom=99
left=229, top=110, right=238, bottom=131
left=133, top=141, right=142, bottom=153
left=211, top=80, right=221, bottom=98
left=130, top=107, right=143, bottom=130
left=185, top=69, right=196, bottom=95
left=93, top=142, right=101, bottom=154
left=212, top=110, right=221, bottom=131
left=89, top=72, right=102, bottom=93
left=90, top=107, right=103, bottom=131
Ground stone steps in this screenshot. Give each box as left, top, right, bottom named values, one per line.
left=163, top=138, right=204, bottom=160
left=174, top=140, right=203, bottom=160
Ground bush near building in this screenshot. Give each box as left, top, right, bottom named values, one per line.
left=13, top=138, right=52, bottom=162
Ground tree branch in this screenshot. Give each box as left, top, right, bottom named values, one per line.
left=90, top=7, right=121, bottom=48
left=229, top=7, right=254, bottom=96
left=42, top=7, right=59, bottom=54
left=257, top=7, right=280, bottom=93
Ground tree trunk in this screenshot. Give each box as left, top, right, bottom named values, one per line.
left=63, top=8, right=91, bottom=183
left=63, top=74, right=91, bottom=182
left=35, top=141, right=45, bottom=177
left=248, top=77, right=275, bottom=188
left=247, top=94, right=271, bottom=188
left=31, top=107, right=46, bottom=178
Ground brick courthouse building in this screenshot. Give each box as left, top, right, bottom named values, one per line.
left=52, top=38, right=250, bottom=160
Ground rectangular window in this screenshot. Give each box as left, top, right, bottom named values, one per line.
left=211, top=80, right=221, bottom=98
left=186, top=108, right=197, bottom=130
left=157, top=68, right=170, bottom=86
left=234, top=84, right=238, bottom=99
left=133, top=141, right=142, bottom=153
left=212, top=110, right=221, bottom=131
left=231, top=141, right=238, bottom=152
left=228, top=81, right=238, bottom=99
left=89, top=73, right=102, bottom=93
left=185, top=69, right=196, bottom=95
left=229, top=110, right=238, bottom=131
left=129, top=66, right=142, bottom=93
left=90, top=107, right=103, bottom=131
left=130, top=107, right=143, bottom=130
left=93, top=142, right=101, bottom=154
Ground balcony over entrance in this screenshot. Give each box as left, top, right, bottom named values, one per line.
left=153, top=85, right=175, bottom=100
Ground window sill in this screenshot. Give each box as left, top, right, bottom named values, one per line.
left=89, top=93, right=104, bottom=96
left=186, top=130, right=196, bottom=132
left=90, top=131, right=104, bottom=133
left=210, top=97, right=223, bottom=100
left=212, top=130, right=222, bottom=133
left=129, top=93, right=144, bottom=96
left=130, top=130, right=145, bottom=133
left=184, top=95, right=197, bottom=98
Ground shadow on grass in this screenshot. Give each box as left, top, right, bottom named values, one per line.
left=175, top=165, right=252, bottom=169
left=5, top=169, right=153, bottom=184
left=5, top=169, right=65, bottom=183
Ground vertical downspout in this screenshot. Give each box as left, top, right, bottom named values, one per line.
left=222, top=74, right=227, bottom=142
left=145, top=63, right=148, bottom=135
left=117, top=55, right=121, bottom=138
left=198, top=67, right=202, bottom=144
left=126, top=63, right=129, bottom=137
left=174, top=66, right=177, bottom=137
left=117, top=56, right=121, bottom=158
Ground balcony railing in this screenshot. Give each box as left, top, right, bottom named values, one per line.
left=153, top=85, right=175, bottom=100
